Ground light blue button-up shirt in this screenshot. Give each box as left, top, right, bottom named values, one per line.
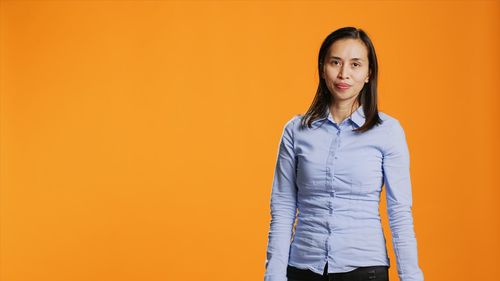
left=264, top=105, right=424, bottom=281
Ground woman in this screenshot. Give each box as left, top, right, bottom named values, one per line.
left=263, top=27, right=424, bottom=281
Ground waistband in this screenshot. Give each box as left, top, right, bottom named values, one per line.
left=287, top=262, right=389, bottom=281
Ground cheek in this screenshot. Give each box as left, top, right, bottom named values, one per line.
left=353, top=73, right=369, bottom=86
left=353, top=71, right=368, bottom=81
left=324, top=67, right=338, bottom=78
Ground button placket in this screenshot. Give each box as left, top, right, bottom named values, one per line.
left=327, top=126, right=343, bottom=215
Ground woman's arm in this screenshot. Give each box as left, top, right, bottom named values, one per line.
left=264, top=116, right=299, bottom=281
left=383, top=120, right=425, bottom=281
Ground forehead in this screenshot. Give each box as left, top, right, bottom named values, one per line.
left=327, top=38, right=368, bottom=60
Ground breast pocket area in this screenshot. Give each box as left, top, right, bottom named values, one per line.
left=296, top=159, right=325, bottom=190
left=349, top=178, right=383, bottom=200
left=296, top=177, right=325, bottom=190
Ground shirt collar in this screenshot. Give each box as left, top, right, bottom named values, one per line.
left=313, top=104, right=366, bottom=127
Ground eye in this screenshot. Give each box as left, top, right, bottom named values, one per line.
left=331, top=60, right=340, bottom=65
left=352, top=63, right=360, bottom=67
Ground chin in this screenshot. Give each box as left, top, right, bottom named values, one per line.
left=333, top=93, right=355, bottom=100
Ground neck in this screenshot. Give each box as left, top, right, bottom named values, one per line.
left=330, top=100, right=360, bottom=124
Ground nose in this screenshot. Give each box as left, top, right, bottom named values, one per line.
left=337, top=64, right=349, bottom=79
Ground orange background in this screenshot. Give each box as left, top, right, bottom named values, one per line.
left=1, top=1, right=499, bottom=281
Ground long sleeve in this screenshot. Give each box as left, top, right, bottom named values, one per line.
left=264, top=117, right=299, bottom=281
left=382, top=120, right=424, bottom=281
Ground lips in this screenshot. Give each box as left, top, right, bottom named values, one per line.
left=334, top=83, right=351, bottom=89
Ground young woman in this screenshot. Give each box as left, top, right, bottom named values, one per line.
left=263, top=27, right=424, bottom=281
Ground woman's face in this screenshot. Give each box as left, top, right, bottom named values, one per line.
left=321, top=38, right=371, bottom=105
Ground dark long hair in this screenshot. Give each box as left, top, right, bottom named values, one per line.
left=300, top=26, right=382, bottom=133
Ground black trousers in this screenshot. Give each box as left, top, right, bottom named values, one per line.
left=287, top=262, right=389, bottom=281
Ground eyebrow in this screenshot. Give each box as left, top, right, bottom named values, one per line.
left=329, top=56, right=365, bottom=62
